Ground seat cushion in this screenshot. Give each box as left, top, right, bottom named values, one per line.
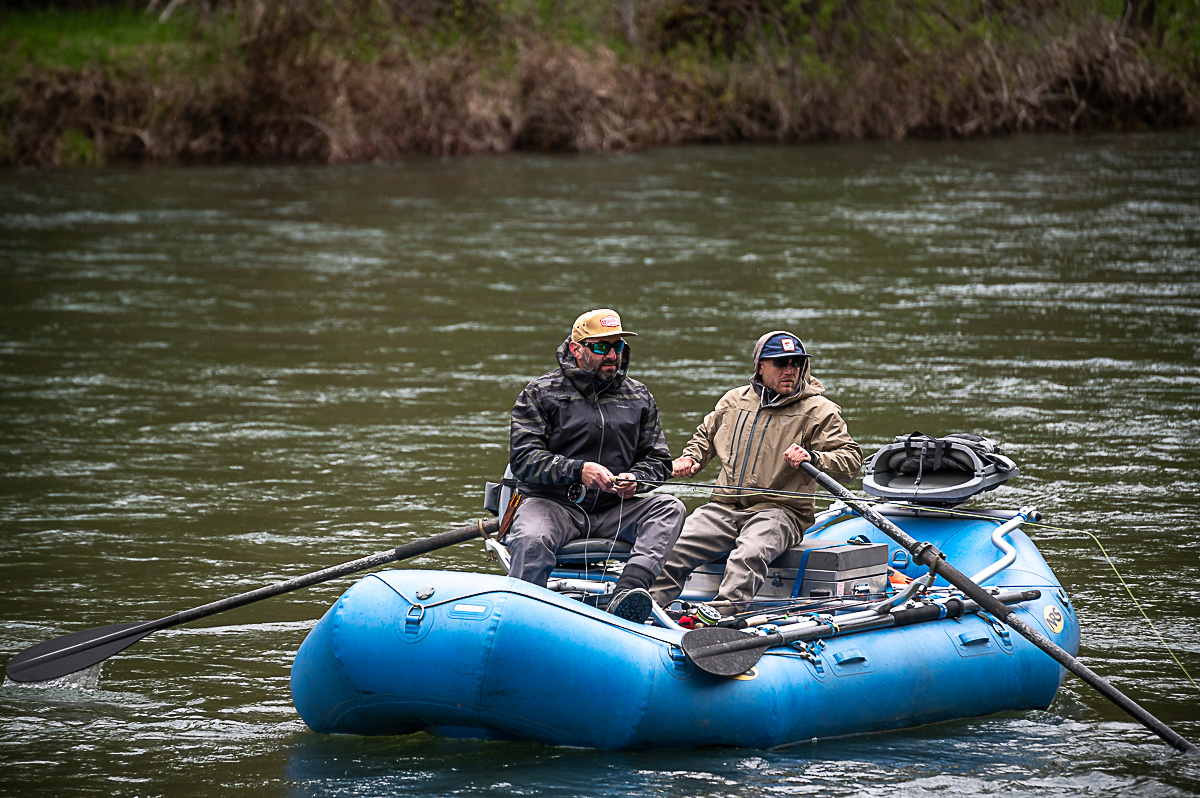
left=555, top=539, right=633, bottom=564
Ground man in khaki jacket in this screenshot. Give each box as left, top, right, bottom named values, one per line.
left=650, top=331, right=862, bottom=613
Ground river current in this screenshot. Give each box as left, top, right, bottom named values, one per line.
left=1, top=133, right=1198, bottom=796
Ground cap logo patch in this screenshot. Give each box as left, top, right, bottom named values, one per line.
left=782, top=338, right=796, bottom=352
left=601, top=315, right=620, bottom=328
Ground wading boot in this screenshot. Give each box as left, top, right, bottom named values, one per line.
left=606, top=563, right=655, bottom=624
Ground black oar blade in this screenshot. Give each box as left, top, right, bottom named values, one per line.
left=5, top=622, right=152, bottom=683
left=4, top=519, right=500, bottom=685
left=681, top=625, right=768, bottom=677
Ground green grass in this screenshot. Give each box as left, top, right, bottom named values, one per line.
left=1146, top=0, right=1200, bottom=81
left=57, top=126, right=100, bottom=166
left=0, top=0, right=1195, bottom=168
left=0, top=6, right=234, bottom=82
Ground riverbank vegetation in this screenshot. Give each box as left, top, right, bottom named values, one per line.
left=2, top=0, right=1197, bottom=166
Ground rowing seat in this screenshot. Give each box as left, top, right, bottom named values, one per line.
left=554, top=539, right=633, bottom=565
left=485, top=467, right=637, bottom=567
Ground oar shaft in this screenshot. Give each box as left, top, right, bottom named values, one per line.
left=168, top=519, right=497, bottom=626
left=799, top=462, right=1198, bottom=756
left=9, top=519, right=498, bottom=677
left=689, top=590, right=1037, bottom=661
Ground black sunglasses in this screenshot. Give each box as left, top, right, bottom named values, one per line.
left=583, top=339, right=627, bottom=355
left=766, top=356, right=806, bottom=368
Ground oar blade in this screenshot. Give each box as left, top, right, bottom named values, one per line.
left=4, top=518, right=499, bottom=685
left=5, top=622, right=151, bottom=683
left=681, top=626, right=767, bottom=677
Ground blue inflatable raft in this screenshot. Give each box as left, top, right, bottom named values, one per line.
left=290, top=499, right=1080, bottom=749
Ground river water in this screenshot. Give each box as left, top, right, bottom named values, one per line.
left=1, top=133, right=1198, bottom=796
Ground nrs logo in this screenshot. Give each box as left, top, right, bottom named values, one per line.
left=1043, top=605, right=1065, bottom=634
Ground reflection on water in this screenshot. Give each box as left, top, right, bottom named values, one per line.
left=1, top=133, right=1199, bottom=797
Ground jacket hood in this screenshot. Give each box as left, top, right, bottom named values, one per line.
left=556, top=336, right=630, bottom=397
left=750, top=329, right=818, bottom=406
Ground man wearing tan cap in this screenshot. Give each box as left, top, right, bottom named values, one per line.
left=505, top=309, right=685, bottom=624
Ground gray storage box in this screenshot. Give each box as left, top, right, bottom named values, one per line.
left=789, top=541, right=889, bottom=598
left=684, top=539, right=890, bottom=601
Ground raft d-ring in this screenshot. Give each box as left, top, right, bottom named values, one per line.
left=405, top=603, right=426, bottom=632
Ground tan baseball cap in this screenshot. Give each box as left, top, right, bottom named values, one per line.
left=570, top=309, right=638, bottom=342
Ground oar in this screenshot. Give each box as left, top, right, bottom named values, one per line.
left=682, top=589, right=1039, bottom=676
left=795, top=461, right=1199, bottom=756
left=5, top=518, right=500, bottom=684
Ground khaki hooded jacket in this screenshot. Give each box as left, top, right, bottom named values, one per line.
left=679, top=330, right=862, bottom=529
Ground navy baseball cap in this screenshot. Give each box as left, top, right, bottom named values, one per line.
left=760, top=333, right=811, bottom=360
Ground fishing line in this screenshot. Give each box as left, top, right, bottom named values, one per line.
left=628, top=477, right=1200, bottom=697
left=592, top=399, right=622, bottom=587
left=631, top=477, right=1170, bottom=538
left=1061, top=525, right=1199, bottom=697
left=606, top=494, right=624, bottom=586
left=833, top=499, right=1199, bottom=695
